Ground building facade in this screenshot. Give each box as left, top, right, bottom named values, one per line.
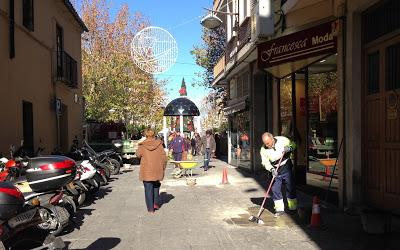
left=0, top=0, right=87, bottom=156
left=212, top=0, right=400, bottom=213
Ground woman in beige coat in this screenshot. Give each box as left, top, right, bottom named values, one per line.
left=136, top=128, right=167, bottom=213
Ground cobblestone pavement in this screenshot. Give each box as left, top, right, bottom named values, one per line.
left=62, top=158, right=399, bottom=250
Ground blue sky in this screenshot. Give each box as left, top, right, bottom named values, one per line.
left=77, top=0, right=212, bottom=106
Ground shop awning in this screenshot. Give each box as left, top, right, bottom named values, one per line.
left=257, top=20, right=338, bottom=78
left=223, top=99, right=247, bottom=115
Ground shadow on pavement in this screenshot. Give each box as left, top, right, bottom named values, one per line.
left=160, top=192, right=174, bottom=207
left=243, top=188, right=260, bottom=193
left=233, top=165, right=400, bottom=250
left=89, top=186, right=113, bottom=202
left=66, top=237, right=121, bottom=250
left=63, top=208, right=96, bottom=234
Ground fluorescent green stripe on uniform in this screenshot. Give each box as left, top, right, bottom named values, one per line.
left=287, top=198, right=297, bottom=210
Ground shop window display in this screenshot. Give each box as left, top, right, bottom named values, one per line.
left=229, top=111, right=251, bottom=169
left=280, top=77, right=293, bottom=138
left=307, top=71, right=338, bottom=190
left=278, top=55, right=339, bottom=194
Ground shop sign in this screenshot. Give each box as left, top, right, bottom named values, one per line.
left=258, top=21, right=338, bottom=68
left=223, top=100, right=247, bottom=115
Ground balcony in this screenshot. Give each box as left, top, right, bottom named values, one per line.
left=214, top=54, right=225, bottom=78
left=56, top=51, right=78, bottom=88
left=238, top=17, right=251, bottom=50
left=225, top=36, right=237, bottom=64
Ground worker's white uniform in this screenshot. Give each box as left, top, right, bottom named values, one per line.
left=260, top=136, right=297, bottom=212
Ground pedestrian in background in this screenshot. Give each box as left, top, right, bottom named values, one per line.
left=136, top=128, right=167, bottom=213
left=201, top=130, right=216, bottom=171
left=183, top=135, right=191, bottom=160
left=195, top=133, right=202, bottom=156
left=169, top=130, right=185, bottom=161
left=190, top=135, right=197, bottom=156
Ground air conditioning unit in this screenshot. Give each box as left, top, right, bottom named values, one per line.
left=251, top=0, right=274, bottom=42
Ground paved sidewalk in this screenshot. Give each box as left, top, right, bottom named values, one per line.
left=62, top=158, right=399, bottom=250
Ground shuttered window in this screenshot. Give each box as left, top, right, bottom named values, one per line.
left=230, top=79, right=237, bottom=100
left=22, top=0, right=34, bottom=31
left=367, top=52, right=380, bottom=95
left=242, top=71, right=249, bottom=96
left=362, top=0, right=400, bottom=44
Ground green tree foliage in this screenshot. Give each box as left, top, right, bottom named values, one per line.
left=191, top=27, right=226, bottom=88
left=191, top=26, right=227, bottom=131
left=80, top=0, right=166, bottom=129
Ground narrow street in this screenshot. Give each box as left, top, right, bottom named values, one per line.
left=61, top=158, right=398, bottom=250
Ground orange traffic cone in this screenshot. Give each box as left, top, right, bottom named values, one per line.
left=310, top=196, right=321, bottom=228
left=220, top=167, right=229, bottom=184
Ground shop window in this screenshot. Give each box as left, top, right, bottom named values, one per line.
left=367, top=52, right=380, bottom=95
left=279, top=77, right=293, bottom=137
left=386, top=43, right=400, bottom=91
left=22, top=0, right=34, bottom=31
left=307, top=69, right=338, bottom=194
left=229, top=111, right=250, bottom=169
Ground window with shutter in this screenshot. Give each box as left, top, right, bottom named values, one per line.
left=22, top=0, right=34, bottom=31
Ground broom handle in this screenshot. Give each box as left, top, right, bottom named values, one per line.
left=257, top=152, right=286, bottom=217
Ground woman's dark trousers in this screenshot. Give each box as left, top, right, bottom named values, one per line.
left=143, top=181, right=161, bottom=211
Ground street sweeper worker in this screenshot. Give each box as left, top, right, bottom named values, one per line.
left=260, top=132, right=297, bottom=218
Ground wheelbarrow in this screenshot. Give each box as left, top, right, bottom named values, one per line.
left=170, top=160, right=201, bottom=185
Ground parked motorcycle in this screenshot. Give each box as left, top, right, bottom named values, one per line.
left=82, top=141, right=121, bottom=175
left=0, top=182, right=68, bottom=249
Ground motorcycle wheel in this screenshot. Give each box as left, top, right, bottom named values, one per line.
left=103, top=165, right=111, bottom=180
left=77, top=191, right=86, bottom=206
left=37, top=206, right=70, bottom=236
left=94, top=172, right=107, bottom=186
left=108, top=158, right=120, bottom=175
left=62, top=195, right=77, bottom=216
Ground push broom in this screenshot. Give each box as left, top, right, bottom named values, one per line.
left=249, top=152, right=285, bottom=224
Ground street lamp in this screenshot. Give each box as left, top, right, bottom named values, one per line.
left=200, top=12, right=223, bottom=29
left=200, top=7, right=238, bottom=29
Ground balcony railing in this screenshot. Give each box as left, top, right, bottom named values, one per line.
left=238, top=17, right=251, bottom=50
left=225, top=36, right=237, bottom=64
left=213, top=54, right=225, bottom=78
left=56, top=50, right=78, bottom=88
